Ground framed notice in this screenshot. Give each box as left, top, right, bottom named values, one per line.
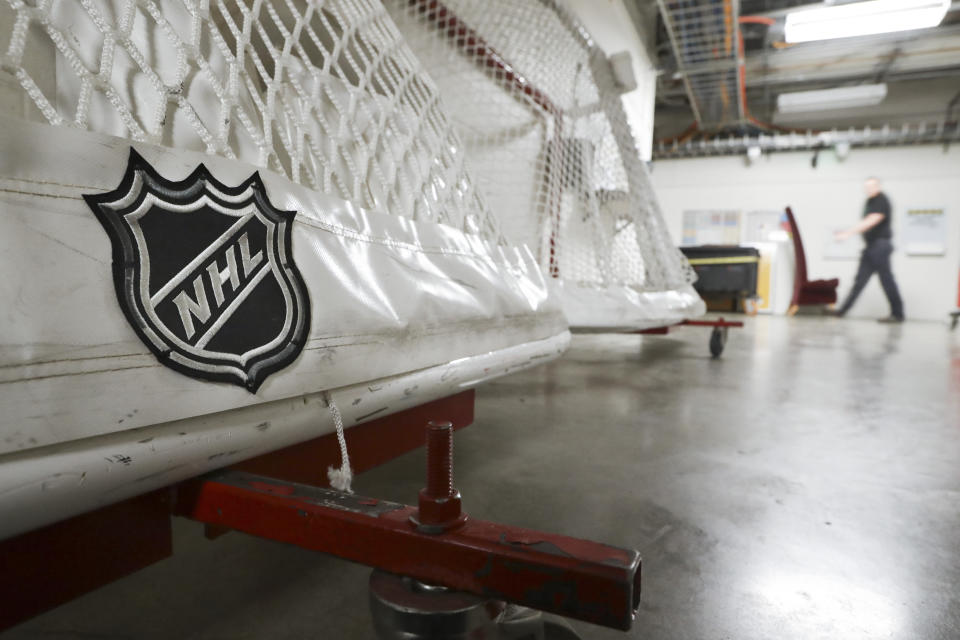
left=681, top=210, right=741, bottom=246
left=903, top=208, right=946, bottom=256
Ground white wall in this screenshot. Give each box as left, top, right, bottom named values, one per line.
left=650, top=145, right=960, bottom=321
left=563, top=0, right=658, bottom=160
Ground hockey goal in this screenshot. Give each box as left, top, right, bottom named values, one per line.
left=387, top=0, right=705, bottom=330
left=0, top=0, right=567, bottom=537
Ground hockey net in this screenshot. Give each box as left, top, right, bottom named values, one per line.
left=386, top=0, right=703, bottom=329
left=0, top=0, right=504, bottom=243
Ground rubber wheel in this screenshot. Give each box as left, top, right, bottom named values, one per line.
left=709, top=326, right=726, bottom=358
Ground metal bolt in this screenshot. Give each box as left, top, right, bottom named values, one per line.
left=425, top=421, right=454, bottom=498
left=411, top=421, right=467, bottom=533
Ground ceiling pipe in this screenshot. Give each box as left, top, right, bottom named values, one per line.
left=654, top=120, right=960, bottom=158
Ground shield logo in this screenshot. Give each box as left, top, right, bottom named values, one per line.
left=85, top=149, right=311, bottom=392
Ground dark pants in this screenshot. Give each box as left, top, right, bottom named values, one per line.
left=838, top=238, right=904, bottom=319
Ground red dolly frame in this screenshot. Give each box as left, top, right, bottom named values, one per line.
left=635, top=317, right=745, bottom=357
left=0, top=390, right=642, bottom=633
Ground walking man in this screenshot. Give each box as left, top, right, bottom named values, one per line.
left=833, top=177, right=905, bottom=322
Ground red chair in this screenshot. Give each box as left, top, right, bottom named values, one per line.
left=785, top=206, right=839, bottom=315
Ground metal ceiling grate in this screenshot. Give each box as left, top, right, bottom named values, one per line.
left=657, top=0, right=744, bottom=128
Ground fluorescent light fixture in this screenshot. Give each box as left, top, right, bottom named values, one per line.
left=777, top=83, right=888, bottom=113
left=784, top=0, right=950, bottom=43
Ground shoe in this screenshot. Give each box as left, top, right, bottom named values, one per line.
left=824, top=309, right=844, bottom=317
left=877, top=316, right=904, bottom=324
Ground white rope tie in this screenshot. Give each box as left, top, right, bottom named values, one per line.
left=324, top=391, right=353, bottom=494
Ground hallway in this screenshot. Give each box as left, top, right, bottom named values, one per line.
left=5, top=316, right=959, bottom=639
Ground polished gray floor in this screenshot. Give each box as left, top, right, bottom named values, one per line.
left=5, top=316, right=959, bottom=639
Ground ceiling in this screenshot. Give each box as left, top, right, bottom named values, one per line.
left=648, top=0, right=960, bottom=156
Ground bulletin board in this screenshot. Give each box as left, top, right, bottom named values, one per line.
left=681, top=210, right=741, bottom=246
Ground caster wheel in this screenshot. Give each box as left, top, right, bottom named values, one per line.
left=709, top=326, right=727, bottom=358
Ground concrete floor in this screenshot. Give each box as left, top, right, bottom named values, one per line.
left=4, top=315, right=960, bottom=639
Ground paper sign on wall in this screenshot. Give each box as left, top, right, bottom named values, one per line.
left=903, top=208, right=946, bottom=256
left=681, top=210, right=741, bottom=246
left=824, top=228, right=861, bottom=260
left=744, top=211, right=783, bottom=244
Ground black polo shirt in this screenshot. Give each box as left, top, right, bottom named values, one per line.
left=863, top=192, right=892, bottom=244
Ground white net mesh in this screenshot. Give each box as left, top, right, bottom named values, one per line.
left=385, top=0, right=696, bottom=292
left=0, top=0, right=502, bottom=241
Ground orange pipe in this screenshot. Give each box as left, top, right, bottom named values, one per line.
left=736, top=16, right=819, bottom=134
left=739, top=15, right=775, bottom=25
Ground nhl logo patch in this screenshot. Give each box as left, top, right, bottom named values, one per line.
left=85, top=149, right=310, bottom=392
